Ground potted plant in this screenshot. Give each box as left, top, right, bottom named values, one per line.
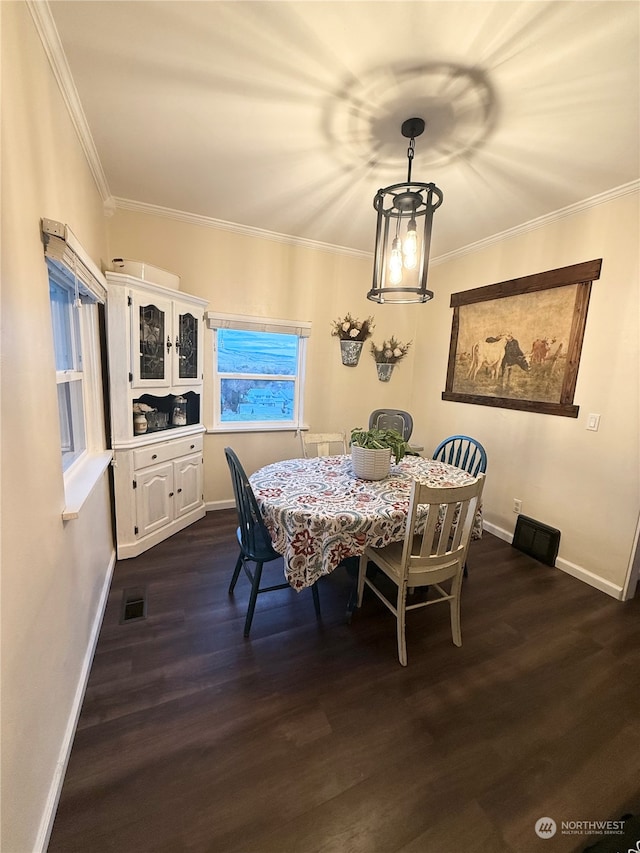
left=350, top=426, right=413, bottom=480
left=331, top=313, right=375, bottom=366
left=370, top=336, right=411, bottom=381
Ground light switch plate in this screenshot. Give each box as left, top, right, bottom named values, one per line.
left=586, top=413, right=600, bottom=431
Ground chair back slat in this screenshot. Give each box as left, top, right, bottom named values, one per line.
left=432, top=435, right=487, bottom=476
left=302, top=432, right=347, bottom=458
left=404, top=476, right=485, bottom=585
left=224, top=447, right=276, bottom=561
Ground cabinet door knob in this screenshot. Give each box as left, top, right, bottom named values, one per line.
left=177, top=488, right=182, bottom=494
left=151, top=454, right=158, bottom=460
left=169, top=492, right=174, bottom=497
left=175, top=335, right=181, bottom=351
left=190, top=444, right=195, bottom=449
left=166, top=336, right=172, bottom=352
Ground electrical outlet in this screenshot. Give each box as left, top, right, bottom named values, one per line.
left=513, top=499, right=522, bottom=514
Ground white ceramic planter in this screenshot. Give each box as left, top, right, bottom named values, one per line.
left=351, top=445, right=392, bottom=480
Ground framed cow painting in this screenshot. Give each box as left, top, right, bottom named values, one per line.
left=442, top=259, right=602, bottom=417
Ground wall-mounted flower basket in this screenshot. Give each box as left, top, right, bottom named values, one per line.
left=340, top=339, right=364, bottom=366
left=331, top=313, right=374, bottom=367
left=370, top=336, right=411, bottom=381
left=376, top=363, right=394, bottom=382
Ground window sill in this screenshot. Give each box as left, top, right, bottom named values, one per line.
left=206, top=424, right=307, bottom=434
left=62, top=450, right=113, bottom=520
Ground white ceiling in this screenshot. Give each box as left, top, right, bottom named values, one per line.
left=48, top=0, right=640, bottom=258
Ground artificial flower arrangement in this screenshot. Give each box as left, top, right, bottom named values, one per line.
left=331, top=313, right=375, bottom=342
left=370, top=336, right=412, bottom=364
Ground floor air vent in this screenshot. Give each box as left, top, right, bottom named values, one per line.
left=512, top=515, right=560, bottom=567
left=120, top=586, right=147, bottom=623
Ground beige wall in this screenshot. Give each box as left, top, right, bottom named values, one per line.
left=108, top=190, right=640, bottom=596
left=1, top=5, right=114, bottom=851
left=106, top=210, right=420, bottom=502
left=414, top=191, right=640, bottom=593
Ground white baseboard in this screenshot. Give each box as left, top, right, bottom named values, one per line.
left=483, top=520, right=511, bottom=542
left=555, top=557, right=624, bottom=600
left=206, top=499, right=235, bottom=512
left=481, top=521, right=623, bottom=600
left=35, top=548, right=117, bottom=853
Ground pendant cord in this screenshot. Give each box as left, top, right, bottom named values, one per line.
left=406, top=137, right=415, bottom=184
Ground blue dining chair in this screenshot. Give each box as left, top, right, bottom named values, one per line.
left=432, top=435, right=487, bottom=477
left=224, top=447, right=321, bottom=636
left=432, top=435, right=487, bottom=577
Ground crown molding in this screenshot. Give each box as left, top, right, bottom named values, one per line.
left=112, top=197, right=374, bottom=260
left=431, top=180, right=640, bottom=266
left=27, top=0, right=111, bottom=202
left=114, top=180, right=639, bottom=266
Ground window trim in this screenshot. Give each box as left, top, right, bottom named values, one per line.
left=206, top=311, right=310, bottom=433
left=43, top=219, right=112, bottom=518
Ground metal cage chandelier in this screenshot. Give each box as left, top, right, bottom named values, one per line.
left=368, top=118, right=443, bottom=304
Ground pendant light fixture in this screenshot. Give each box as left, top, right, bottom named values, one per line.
left=368, top=118, right=443, bottom=304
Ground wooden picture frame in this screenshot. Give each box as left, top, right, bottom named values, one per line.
left=442, top=259, right=602, bottom=417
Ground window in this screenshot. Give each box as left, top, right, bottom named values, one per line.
left=207, top=312, right=310, bottom=430
left=48, top=264, right=87, bottom=470
left=42, top=219, right=112, bottom=516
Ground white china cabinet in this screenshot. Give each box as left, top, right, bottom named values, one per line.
left=105, top=270, right=208, bottom=558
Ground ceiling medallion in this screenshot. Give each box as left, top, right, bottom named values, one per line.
left=328, top=62, right=496, bottom=175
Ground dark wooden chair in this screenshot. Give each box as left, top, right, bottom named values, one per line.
left=224, top=447, right=320, bottom=636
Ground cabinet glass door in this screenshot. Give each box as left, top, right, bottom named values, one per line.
left=177, top=312, right=198, bottom=380
left=132, top=294, right=172, bottom=387
left=140, top=303, right=165, bottom=380
left=172, top=307, right=202, bottom=386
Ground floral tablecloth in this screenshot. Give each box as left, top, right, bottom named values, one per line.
left=249, top=454, right=482, bottom=590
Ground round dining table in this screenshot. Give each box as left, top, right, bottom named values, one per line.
left=249, top=454, right=482, bottom=590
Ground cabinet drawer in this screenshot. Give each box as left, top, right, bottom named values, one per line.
left=133, top=434, right=203, bottom=470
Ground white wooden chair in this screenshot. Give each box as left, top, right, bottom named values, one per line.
left=301, top=432, right=348, bottom=458
left=357, top=474, right=485, bottom=665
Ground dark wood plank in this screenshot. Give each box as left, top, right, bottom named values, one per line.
left=449, top=259, right=602, bottom=307
left=48, top=511, right=640, bottom=853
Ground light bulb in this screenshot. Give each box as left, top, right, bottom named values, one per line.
left=403, top=218, right=418, bottom=269
left=403, top=250, right=417, bottom=270
left=389, top=237, right=403, bottom=285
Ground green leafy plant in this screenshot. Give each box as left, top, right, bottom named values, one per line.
left=350, top=426, right=413, bottom=463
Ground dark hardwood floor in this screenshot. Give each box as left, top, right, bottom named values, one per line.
left=48, top=511, right=640, bottom=853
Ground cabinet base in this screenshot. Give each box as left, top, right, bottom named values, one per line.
left=116, top=505, right=206, bottom=560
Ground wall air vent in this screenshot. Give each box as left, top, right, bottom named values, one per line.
left=512, top=515, right=561, bottom=567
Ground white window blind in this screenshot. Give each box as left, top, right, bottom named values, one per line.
left=41, top=218, right=107, bottom=304
left=206, top=311, right=311, bottom=338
